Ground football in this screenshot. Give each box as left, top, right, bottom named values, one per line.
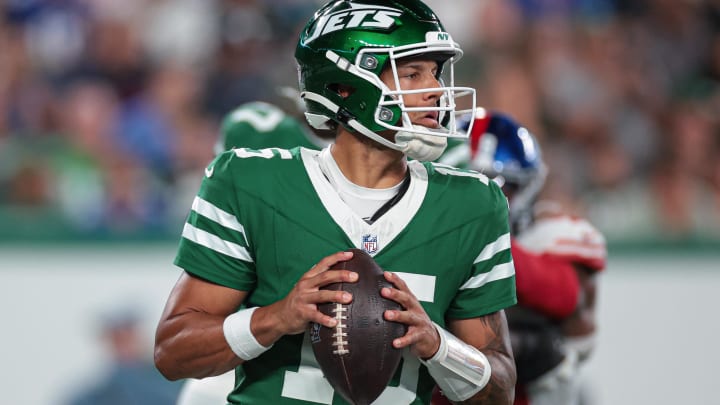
left=309, top=248, right=407, bottom=405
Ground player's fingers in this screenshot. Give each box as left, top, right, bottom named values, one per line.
left=381, top=285, right=418, bottom=310
left=311, top=269, right=358, bottom=288
left=391, top=328, right=422, bottom=349
left=383, top=307, right=422, bottom=326
left=385, top=317, right=438, bottom=355
left=384, top=271, right=410, bottom=292
left=305, top=251, right=354, bottom=278
left=302, top=290, right=353, bottom=327
left=309, top=312, right=340, bottom=328
left=308, top=289, right=353, bottom=305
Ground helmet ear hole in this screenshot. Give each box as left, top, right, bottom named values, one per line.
left=327, top=84, right=356, bottom=99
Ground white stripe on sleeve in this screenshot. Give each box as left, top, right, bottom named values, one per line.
left=192, top=197, right=247, bottom=234
left=182, top=223, right=254, bottom=263
left=473, top=233, right=511, bottom=264
left=460, top=261, right=515, bottom=290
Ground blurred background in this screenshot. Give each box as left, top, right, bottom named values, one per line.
left=1, top=0, right=718, bottom=404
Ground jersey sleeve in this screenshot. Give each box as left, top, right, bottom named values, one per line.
left=447, top=181, right=517, bottom=319
left=174, top=151, right=257, bottom=291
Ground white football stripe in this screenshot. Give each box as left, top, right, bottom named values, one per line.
left=473, top=233, right=511, bottom=263
left=460, top=261, right=515, bottom=290
left=546, top=245, right=606, bottom=260
left=182, top=223, right=254, bottom=263
left=393, top=272, right=436, bottom=303
left=192, top=197, right=247, bottom=234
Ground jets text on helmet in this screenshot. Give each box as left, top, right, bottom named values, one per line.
left=303, top=4, right=403, bottom=44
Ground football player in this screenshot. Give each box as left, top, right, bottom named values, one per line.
left=434, top=109, right=607, bottom=405
left=180, top=98, right=468, bottom=405
left=155, top=1, right=518, bottom=404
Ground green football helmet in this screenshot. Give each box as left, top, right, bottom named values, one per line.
left=295, top=0, right=476, bottom=160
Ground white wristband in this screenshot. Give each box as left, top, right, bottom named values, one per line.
left=421, top=322, right=492, bottom=401
left=223, top=307, right=272, bottom=361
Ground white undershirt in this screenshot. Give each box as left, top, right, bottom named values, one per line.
left=318, top=147, right=404, bottom=222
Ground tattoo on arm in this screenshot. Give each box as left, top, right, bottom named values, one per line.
left=457, top=311, right=517, bottom=405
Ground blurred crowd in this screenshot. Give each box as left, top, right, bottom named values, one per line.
left=63, top=305, right=182, bottom=405
left=1, top=0, right=719, bottom=243
left=449, top=0, right=720, bottom=243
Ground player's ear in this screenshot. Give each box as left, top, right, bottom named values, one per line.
left=329, top=84, right=355, bottom=99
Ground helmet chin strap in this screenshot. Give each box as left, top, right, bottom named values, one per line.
left=395, top=126, right=448, bottom=161
left=349, top=119, right=448, bottom=161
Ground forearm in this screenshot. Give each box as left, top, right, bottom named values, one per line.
left=430, top=312, right=516, bottom=405
left=154, top=254, right=357, bottom=381
left=154, top=311, right=243, bottom=380
left=456, top=349, right=516, bottom=405
left=155, top=299, right=295, bottom=381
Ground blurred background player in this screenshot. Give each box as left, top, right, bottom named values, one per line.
left=472, top=110, right=607, bottom=405
left=433, top=109, right=607, bottom=405
left=213, top=91, right=335, bottom=154
left=177, top=98, right=333, bottom=404
left=64, top=307, right=182, bottom=405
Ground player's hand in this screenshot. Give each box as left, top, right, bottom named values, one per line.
left=271, top=251, right=358, bottom=336
left=381, top=271, right=440, bottom=359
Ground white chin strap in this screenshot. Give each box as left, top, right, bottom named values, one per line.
left=395, top=126, right=448, bottom=161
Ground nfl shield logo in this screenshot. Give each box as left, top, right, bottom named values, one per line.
left=361, top=234, right=378, bottom=254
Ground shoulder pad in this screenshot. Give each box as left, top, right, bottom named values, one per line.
left=517, top=215, right=606, bottom=271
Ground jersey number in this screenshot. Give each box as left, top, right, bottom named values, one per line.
left=233, top=147, right=293, bottom=160
left=281, top=333, right=421, bottom=404
left=230, top=104, right=285, bottom=133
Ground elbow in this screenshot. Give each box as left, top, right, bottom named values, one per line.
left=153, top=345, right=183, bottom=381
left=489, top=352, right=517, bottom=405
left=493, top=355, right=517, bottom=405
left=506, top=364, right=517, bottom=404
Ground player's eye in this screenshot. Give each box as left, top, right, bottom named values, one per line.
left=404, top=72, right=420, bottom=79
left=398, top=67, right=419, bottom=79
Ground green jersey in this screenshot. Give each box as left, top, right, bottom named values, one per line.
left=175, top=147, right=516, bottom=404
left=216, top=102, right=330, bottom=154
